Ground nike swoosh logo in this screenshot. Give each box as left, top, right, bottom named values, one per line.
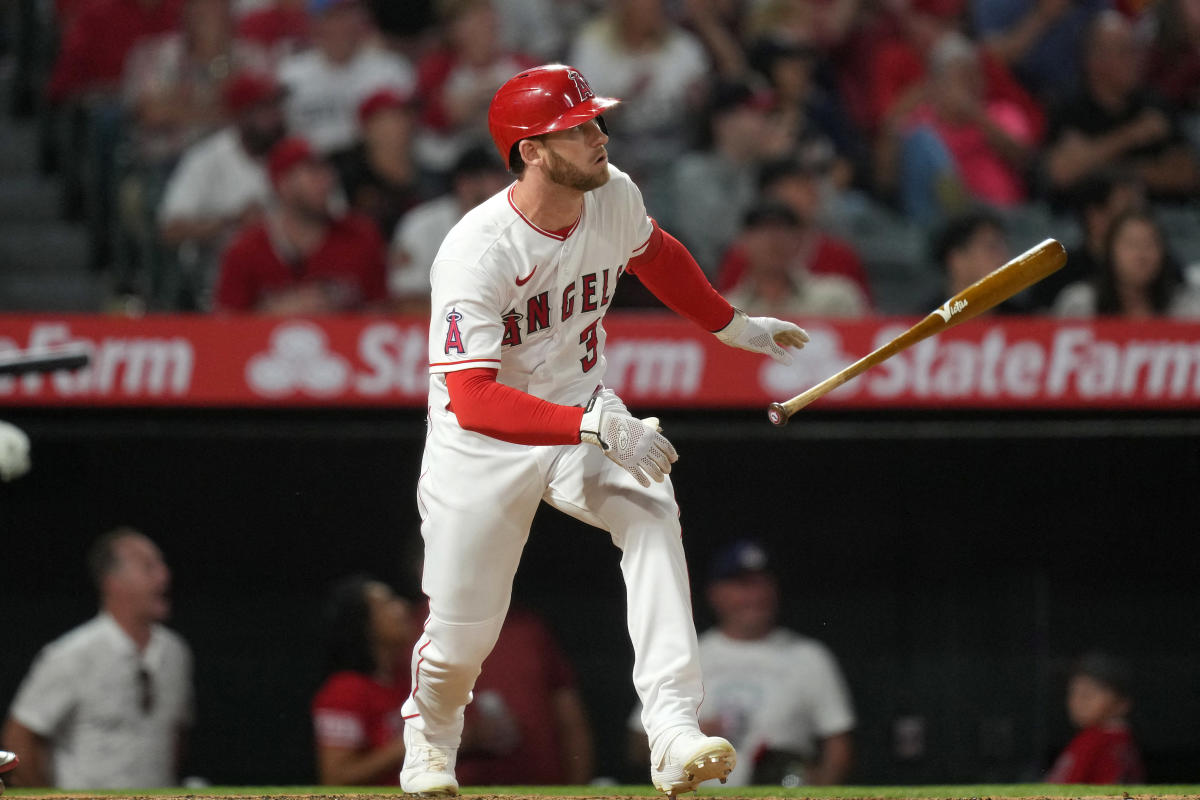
left=515, top=265, right=538, bottom=286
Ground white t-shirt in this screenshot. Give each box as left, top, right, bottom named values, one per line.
left=1054, top=280, right=1200, bottom=318
left=277, top=46, right=415, bottom=153
left=159, top=127, right=270, bottom=225
left=628, top=627, right=855, bottom=787
left=389, top=195, right=462, bottom=298
left=9, top=614, right=194, bottom=789
left=426, top=164, right=653, bottom=411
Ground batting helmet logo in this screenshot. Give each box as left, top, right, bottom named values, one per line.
left=487, top=64, right=620, bottom=164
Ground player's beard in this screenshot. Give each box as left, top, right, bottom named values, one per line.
left=544, top=146, right=610, bottom=192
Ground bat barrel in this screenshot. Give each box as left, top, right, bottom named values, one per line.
left=0, top=346, right=92, bottom=377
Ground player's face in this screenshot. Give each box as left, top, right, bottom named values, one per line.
left=1066, top=674, right=1130, bottom=729
left=108, top=535, right=172, bottom=622
left=538, top=118, right=610, bottom=192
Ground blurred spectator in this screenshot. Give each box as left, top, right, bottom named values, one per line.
left=330, top=88, right=424, bottom=241
left=312, top=575, right=417, bottom=785
left=718, top=156, right=871, bottom=303
left=1044, top=10, right=1200, bottom=204
left=456, top=606, right=594, bottom=785
left=1054, top=209, right=1200, bottom=318
left=117, top=0, right=271, bottom=302
left=1046, top=652, right=1145, bottom=783
left=47, top=0, right=183, bottom=104
left=491, top=0, right=567, bottom=62
left=45, top=0, right=185, bottom=273
left=568, top=0, right=710, bottom=188
left=157, top=71, right=286, bottom=309
left=236, top=0, right=311, bottom=58
left=972, top=0, right=1107, bottom=104
left=748, top=35, right=867, bottom=191
left=628, top=539, right=855, bottom=787
left=723, top=203, right=867, bottom=317
left=896, top=33, right=1039, bottom=225
left=1146, top=0, right=1200, bottom=147
left=412, top=0, right=534, bottom=177
left=664, top=81, right=790, bottom=279
left=1, top=528, right=194, bottom=788
left=867, top=0, right=1044, bottom=199
left=122, top=0, right=269, bottom=168
left=678, top=0, right=751, bottom=80
left=1029, top=169, right=1145, bottom=310
left=930, top=207, right=1024, bottom=311
left=389, top=144, right=509, bottom=311
left=277, top=0, right=415, bottom=153
left=213, top=136, right=389, bottom=312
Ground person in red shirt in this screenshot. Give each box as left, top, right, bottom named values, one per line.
left=311, top=575, right=418, bottom=786
left=1047, top=652, right=1146, bottom=784
left=214, top=136, right=389, bottom=313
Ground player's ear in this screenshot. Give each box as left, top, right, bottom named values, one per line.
left=518, top=137, right=544, bottom=170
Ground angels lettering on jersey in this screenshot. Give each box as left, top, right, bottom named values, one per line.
left=444, top=262, right=625, bottom=372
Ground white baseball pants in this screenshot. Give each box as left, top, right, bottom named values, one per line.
left=401, top=389, right=703, bottom=755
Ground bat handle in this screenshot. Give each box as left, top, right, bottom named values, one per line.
left=767, top=402, right=789, bottom=427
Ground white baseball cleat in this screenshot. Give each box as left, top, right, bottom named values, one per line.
left=400, top=725, right=459, bottom=797
left=650, top=728, right=736, bottom=797
left=0, top=752, right=16, bottom=774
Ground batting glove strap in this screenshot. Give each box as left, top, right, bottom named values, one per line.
left=714, top=308, right=810, bottom=365
left=580, top=396, right=678, bottom=487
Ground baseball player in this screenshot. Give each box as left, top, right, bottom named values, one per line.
left=401, top=64, right=810, bottom=798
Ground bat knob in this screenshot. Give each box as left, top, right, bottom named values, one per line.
left=767, top=402, right=789, bottom=427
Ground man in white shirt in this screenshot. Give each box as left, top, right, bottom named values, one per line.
left=2, top=528, right=194, bottom=789
left=629, top=539, right=856, bottom=787
left=158, top=71, right=286, bottom=306
left=277, top=0, right=415, bottom=153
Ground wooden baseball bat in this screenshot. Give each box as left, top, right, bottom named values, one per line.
left=0, top=345, right=92, bottom=377
left=767, top=238, right=1067, bottom=426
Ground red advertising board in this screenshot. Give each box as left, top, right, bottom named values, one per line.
left=2, top=314, right=1200, bottom=409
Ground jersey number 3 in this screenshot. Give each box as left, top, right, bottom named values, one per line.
left=579, top=320, right=599, bottom=373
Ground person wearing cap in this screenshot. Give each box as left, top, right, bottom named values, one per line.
left=388, top=144, right=510, bottom=312
left=157, top=71, right=286, bottom=307
left=398, top=63, right=809, bottom=798
left=213, top=135, right=388, bottom=313
left=1046, top=652, right=1145, bottom=783
left=329, top=87, right=423, bottom=241
left=276, top=0, right=415, bottom=153
left=628, top=539, right=855, bottom=787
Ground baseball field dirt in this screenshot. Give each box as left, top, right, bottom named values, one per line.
left=5, top=786, right=1200, bottom=800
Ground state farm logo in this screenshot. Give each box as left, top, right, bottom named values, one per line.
left=247, top=322, right=351, bottom=397
left=760, top=325, right=859, bottom=399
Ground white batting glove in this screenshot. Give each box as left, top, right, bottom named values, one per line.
left=714, top=308, right=810, bottom=365
left=580, top=395, right=678, bottom=487
left=0, top=420, right=31, bottom=482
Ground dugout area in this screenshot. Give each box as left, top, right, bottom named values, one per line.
left=1, top=408, right=1198, bottom=787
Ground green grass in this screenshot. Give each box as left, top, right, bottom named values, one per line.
left=5, top=786, right=1199, bottom=798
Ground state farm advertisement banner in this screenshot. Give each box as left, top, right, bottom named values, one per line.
left=2, top=314, right=1200, bottom=409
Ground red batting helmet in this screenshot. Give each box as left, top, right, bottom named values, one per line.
left=487, top=64, right=620, bottom=165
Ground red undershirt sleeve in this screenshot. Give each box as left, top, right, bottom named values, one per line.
left=446, top=368, right=584, bottom=446
left=626, top=221, right=736, bottom=332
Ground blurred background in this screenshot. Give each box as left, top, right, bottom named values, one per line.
left=2, top=0, right=1199, bottom=789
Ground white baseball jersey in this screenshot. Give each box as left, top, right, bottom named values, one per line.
left=426, top=163, right=653, bottom=410
left=697, top=628, right=855, bottom=785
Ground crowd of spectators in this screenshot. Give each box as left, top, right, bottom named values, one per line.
left=7, top=0, right=1200, bottom=317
